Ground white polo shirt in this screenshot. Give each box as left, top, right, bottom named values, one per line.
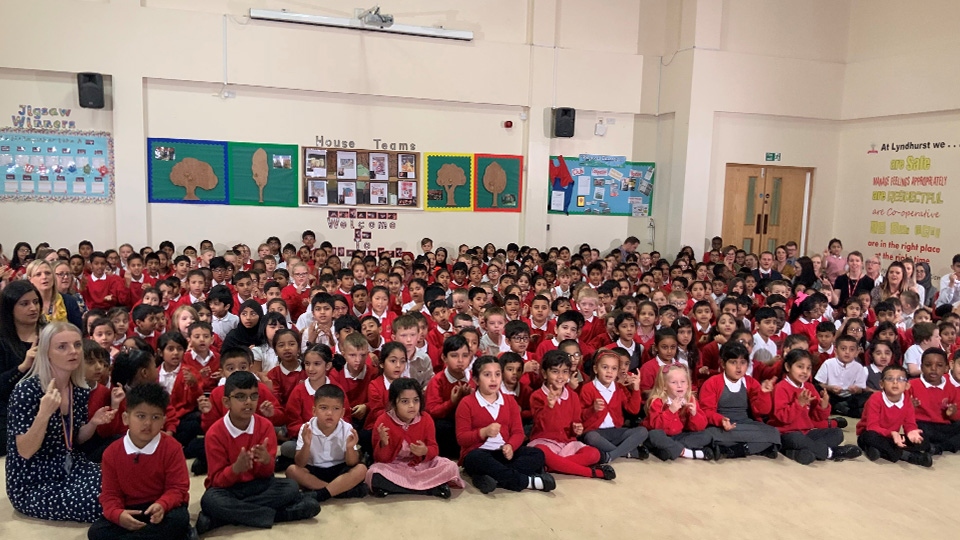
left=296, top=418, right=353, bottom=468
left=814, top=357, right=868, bottom=390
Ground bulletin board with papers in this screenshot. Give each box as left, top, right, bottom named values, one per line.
left=548, top=154, right=655, bottom=217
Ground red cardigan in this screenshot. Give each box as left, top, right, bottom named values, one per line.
left=856, top=391, right=918, bottom=437
left=267, top=364, right=307, bottom=406
left=529, top=387, right=580, bottom=443
left=371, top=411, right=439, bottom=465
left=642, top=397, right=708, bottom=436
left=281, top=285, right=311, bottom=322
left=698, top=374, right=773, bottom=426
left=363, top=376, right=390, bottom=430
left=907, top=378, right=960, bottom=424
left=455, top=393, right=525, bottom=464
left=204, top=414, right=277, bottom=488
left=579, top=379, right=643, bottom=431
left=425, top=370, right=473, bottom=421
left=99, top=433, right=189, bottom=525
left=166, top=365, right=203, bottom=430
left=768, top=379, right=831, bottom=434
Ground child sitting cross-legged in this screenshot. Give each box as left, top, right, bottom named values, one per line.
left=89, top=383, right=191, bottom=540
left=284, top=384, right=368, bottom=501
left=643, top=364, right=716, bottom=461
left=856, top=365, right=932, bottom=467
left=196, top=371, right=321, bottom=534
left=579, top=350, right=649, bottom=463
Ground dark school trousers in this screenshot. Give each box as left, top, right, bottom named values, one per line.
left=916, top=421, right=960, bottom=452
left=88, top=503, right=190, bottom=540
left=857, top=430, right=931, bottom=462
left=582, top=426, right=649, bottom=460
left=780, top=428, right=845, bottom=461
left=200, top=476, right=302, bottom=529
left=462, top=447, right=545, bottom=492
left=645, top=429, right=715, bottom=460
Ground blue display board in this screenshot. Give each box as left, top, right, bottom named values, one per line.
left=0, top=129, right=113, bottom=203
left=548, top=154, right=654, bottom=216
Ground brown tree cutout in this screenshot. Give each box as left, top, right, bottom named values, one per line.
left=251, top=148, right=269, bottom=203
left=482, top=161, right=506, bottom=207
left=170, top=158, right=218, bottom=200
left=436, top=163, right=466, bottom=207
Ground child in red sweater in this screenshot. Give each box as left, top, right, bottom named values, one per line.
left=643, top=365, right=715, bottom=460
left=182, top=321, right=220, bottom=394
left=697, top=313, right=740, bottom=387
left=282, top=344, right=349, bottom=459
left=266, top=329, right=306, bottom=407
left=498, top=352, right=533, bottom=424
left=330, top=332, right=378, bottom=422
left=155, top=332, right=203, bottom=456
left=456, top=356, right=554, bottom=494
left=639, top=328, right=688, bottom=398
left=89, top=383, right=190, bottom=540
left=367, top=378, right=464, bottom=498
left=196, top=371, right=320, bottom=534
left=198, top=348, right=284, bottom=433
left=769, top=349, right=861, bottom=464
left=425, top=334, right=474, bottom=459
left=856, top=365, right=932, bottom=466
left=908, top=349, right=960, bottom=453
left=529, top=350, right=614, bottom=480
left=580, top=350, right=648, bottom=462
left=699, top=342, right=781, bottom=459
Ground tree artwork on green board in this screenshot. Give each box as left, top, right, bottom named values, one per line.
left=228, top=142, right=299, bottom=207
left=473, top=154, right=523, bottom=212
left=148, top=138, right=228, bottom=204
left=424, top=153, right=474, bottom=211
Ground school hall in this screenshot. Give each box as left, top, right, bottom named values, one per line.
left=2, top=1, right=960, bottom=540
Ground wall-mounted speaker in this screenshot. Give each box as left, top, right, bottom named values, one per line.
left=77, top=73, right=105, bottom=109
left=552, top=107, right=576, bottom=138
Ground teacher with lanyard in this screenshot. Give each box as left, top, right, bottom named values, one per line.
left=5, top=321, right=116, bottom=522
left=832, top=251, right=874, bottom=308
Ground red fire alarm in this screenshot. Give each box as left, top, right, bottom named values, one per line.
left=503, top=120, right=513, bottom=128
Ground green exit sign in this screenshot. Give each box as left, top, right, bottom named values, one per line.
left=765, top=152, right=781, bottom=162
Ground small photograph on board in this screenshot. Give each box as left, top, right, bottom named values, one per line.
left=593, top=178, right=604, bottom=187
left=337, top=247, right=345, bottom=256
left=308, top=180, right=328, bottom=205
left=305, top=149, right=327, bottom=178
left=398, top=154, right=417, bottom=178
left=357, top=211, right=367, bottom=219
left=387, top=212, right=397, bottom=220
left=427, top=190, right=443, bottom=201
left=395, top=248, right=403, bottom=258
left=154, top=147, right=176, bottom=161
left=609, top=186, right=619, bottom=198
left=638, top=180, right=653, bottom=196
left=593, top=186, right=604, bottom=201
left=271, top=155, right=292, bottom=169
left=577, top=195, right=585, bottom=207
left=349, top=209, right=357, bottom=219
left=362, top=231, right=372, bottom=239
left=339, top=182, right=357, bottom=205
left=377, top=212, right=387, bottom=219
left=337, top=151, right=358, bottom=180
left=370, top=182, right=388, bottom=205
left=369, top=153, right=390, bottom=180
left=399, top=181, right=416, bottom=200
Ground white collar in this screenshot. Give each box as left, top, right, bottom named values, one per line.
left=950, top=373, right=960, bottom=387
left=785, top=377, right=802, bottom=389
left=344, top=365, right=367, bottom=380
left=475, top=391, right=504, bottom=408
left=444, top=368, right=470, bottom=384
left=192, top=350, right=213, bottom=363
left=723, top=375, right=744, bottom=392
left=530, top=319, right=549, bottom=331
left=123, top=432, right=161, bottom=455
left=882, top=392, right=904, bottom=409
left=383, top=375, right=393, bottom=390
left=160, top=363, right=180, bottom=377
left=870, top=364, right=882, bottom=373
left=304, top=377, right=324, bottom=395
left=921, top=376, right=946, bottom=390
left=213, top=312, right=234, bottom=322
left=280, top=363, right=303, bottom=376
left=500, top=382, right=517, bottom=396
left=224, top=414, right=256, bottom=437
left=90, top=273, right=107, bottom=282
left=818, top=344, right=835, bottom=355
left=128, top=274, right=144, bottom=283
left=617, top=339, right=635, bottom=352
left=593, top=378, right=616, bottom=393
left=550, top=337, right=560, bottom=347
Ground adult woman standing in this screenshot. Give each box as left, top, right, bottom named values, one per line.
left=26, top=260, right=83, bottom=328
left=0, top=281, right=45, bottom=455
left=774, top=245, right=795, bottom=280
left=792, top=257, right=821, bottom=290
left=53, top=260, right=87, bottom=315
left=832, top=251, right=874, bottom=307
left=721, top=246, right=740, bottom=275
left=871, top=261, right=907, bottom=305
left=5, top=321, right=115, bottom=522
left=915, top=262, right=934, bottom=307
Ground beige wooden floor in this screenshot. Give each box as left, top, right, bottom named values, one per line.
left=2, top=426, right=958, bottom=540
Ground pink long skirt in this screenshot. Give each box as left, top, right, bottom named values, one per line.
left=366, top=457, right=465, bottom=490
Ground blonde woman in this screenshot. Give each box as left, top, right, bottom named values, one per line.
left=26, top=260, right=83, bottom=328
left=6, top=321, right=115, bottom=522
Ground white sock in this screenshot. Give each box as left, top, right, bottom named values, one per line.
left=681, top=448, right=694, bottom=459
left=827, top=447, right=833, bottom=459
left=528, top=476, right=544, bottom=490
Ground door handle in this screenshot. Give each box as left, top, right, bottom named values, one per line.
left=756, top=214, right=762, bottom=234
left=763, top=214, right=769, bottom=234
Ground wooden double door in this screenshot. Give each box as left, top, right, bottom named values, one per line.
left=721, top=165, right=810, bottom=254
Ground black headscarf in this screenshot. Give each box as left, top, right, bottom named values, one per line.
left=222, top=299, right=262, bottom=350
left=916, top=261, right=933, bottom=307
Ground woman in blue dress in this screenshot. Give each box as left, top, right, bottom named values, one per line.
left=5, top=321, right=116, bottom=522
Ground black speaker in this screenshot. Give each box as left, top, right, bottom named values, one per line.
left=77, top=73, right=104, bottom=109
left=552, top=107, right=576, bottom=138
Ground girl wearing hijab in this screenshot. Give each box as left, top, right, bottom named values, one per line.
left=221, top=299, right=263, bottom=350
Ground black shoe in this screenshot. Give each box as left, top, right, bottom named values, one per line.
left=830, top=417, right=849, bottom=429
left=591, top=464, right=616, bottom=480
left=710, top=443, right=725, bottom=461
left=634, top=445, right=650, bottom=460
left=904, top=451, right=933, bottom=468
left=786, top=449, right=816, bottom=465
left=535, top=472, right=556, bottom=492
left=597, top=451, right=612, bottom=464
left=723, top=443, right=748, bottom=459
left=472, top=474, right=497, bottom=494
left=760, top=445, right=780, bottom=459
left=834, top=403, right=851, bottom=416
left=371, top=487, right=389, bottom=498
left=195, top=512, right=213, bottom=536
left=187, top=526, right=200, bottom=540
left=190, top=458, right=208, bottom=476
left=280, top=496, right=321, bottom=521
left=699, top=447, right=716, bottom=461
left=832, top=445, right=862, bottom=461
left=929, top=443, right=944, bottom=456
left=334, top=483, right=369, bottom=499
left=431, top=484, right=452, bottom=499
left=865, top=447, right=881, bottom=462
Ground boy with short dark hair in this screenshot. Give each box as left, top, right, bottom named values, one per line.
left=904, top=322, right=940, bottom=378
left=856, top=365, right=932, bottom=467
left=90, top=383, right=190, bottom=540
left=908, top=348, right=960, bottom=454
left=815, top=335, right=868, bottom=417
left=285, top=384, right=368, bottom=501
left=184, top=321, right=220, bottom=393
left=208, top=285, right=238, bottom=341
left=813, top=320, right=838, bottom=369
left=197, top=372, right=320, bottom=533
left=82, top=251, right=126, bottom=310
left=129, top=304, right=160, bottom=351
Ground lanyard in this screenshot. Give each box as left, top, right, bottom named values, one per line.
left=60, top=385, right=74, bottom=452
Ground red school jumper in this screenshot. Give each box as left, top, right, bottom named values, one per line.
left=285, top=378, right=351, bottom=436
left=200, top=382, right=285, bottom=432
left=768, top=379, right=831, bottom=434
left=204, top=414, right=278, bottom=488
left=579, top=379, right=643, bottom=432
left=99, top=433, right=189, bottom=525
left=856, top=391, right=918, bottom=437
left=455, top=392, right=525, bottom=464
